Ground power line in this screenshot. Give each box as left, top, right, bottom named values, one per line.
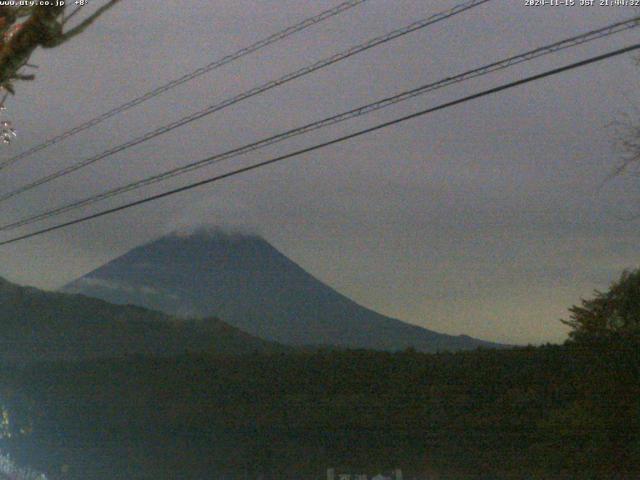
left=0, top=0, right=491, bottom=203
left=2, top=16, right=638, bottom=233
left=0, top=0, right=370, bottom=170
left=1, top=42, right=637, bottom=247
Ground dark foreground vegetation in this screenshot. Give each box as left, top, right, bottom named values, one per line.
left=0, top=339, right=636, bottom=480
left=0, top=270, right=638, bottom=480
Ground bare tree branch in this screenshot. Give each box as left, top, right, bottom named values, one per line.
left=45, top=0, right=121, bottom=48
left=61, top=4, right=85, bottom=26
left=0, top=1, right=122, bottom=93
left=0, top=6, right=64, bottom=89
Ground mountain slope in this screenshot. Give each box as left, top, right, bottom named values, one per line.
left=63, top=229, right=501, bottom=352
left=0, top=276, right=279, bottom=365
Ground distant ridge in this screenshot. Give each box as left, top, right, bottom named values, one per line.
left=0, top=275, right=280, bottom=365
left=63, top=228, right=503, bottom=352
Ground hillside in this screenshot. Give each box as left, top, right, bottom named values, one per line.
left=63, top=229, right=502, bottom=352
left=0, top=276, right=279, bottom=365
left=1, top=342, right=638, bottom=479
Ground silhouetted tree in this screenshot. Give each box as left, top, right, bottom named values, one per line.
left=561, top=268, right=640, bottom=342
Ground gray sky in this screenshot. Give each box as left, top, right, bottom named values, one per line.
left=0, top=0, right=638, bottom=345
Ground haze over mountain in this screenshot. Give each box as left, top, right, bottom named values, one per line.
left=0, top=276, right=278, bottom=365
left=63, top=228, right=501, bottom=352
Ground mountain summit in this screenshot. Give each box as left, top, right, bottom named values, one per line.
left=63, top=229, right=500, bottom=351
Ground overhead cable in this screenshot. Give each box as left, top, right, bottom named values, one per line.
left=2, top=15, right=638, bottom=233
left=0, top=0, right=371, bottom=170
left=1, top=42, right=637, bottom=246
left=0, top=0, right=491, bottom=202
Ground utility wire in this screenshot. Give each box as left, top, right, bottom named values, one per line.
left=0, top=0, right=370, bottom=170
left=2, top=16, right=638, bottom=233
left=1, top=42, right=637, bottom=247
left=0, top=0, right=491, bottom=203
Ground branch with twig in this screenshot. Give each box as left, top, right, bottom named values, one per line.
left=0, top=1, right=121, bottom=94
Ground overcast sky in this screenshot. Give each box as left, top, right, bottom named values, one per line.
left=0, top=0, right=638, bottom=344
